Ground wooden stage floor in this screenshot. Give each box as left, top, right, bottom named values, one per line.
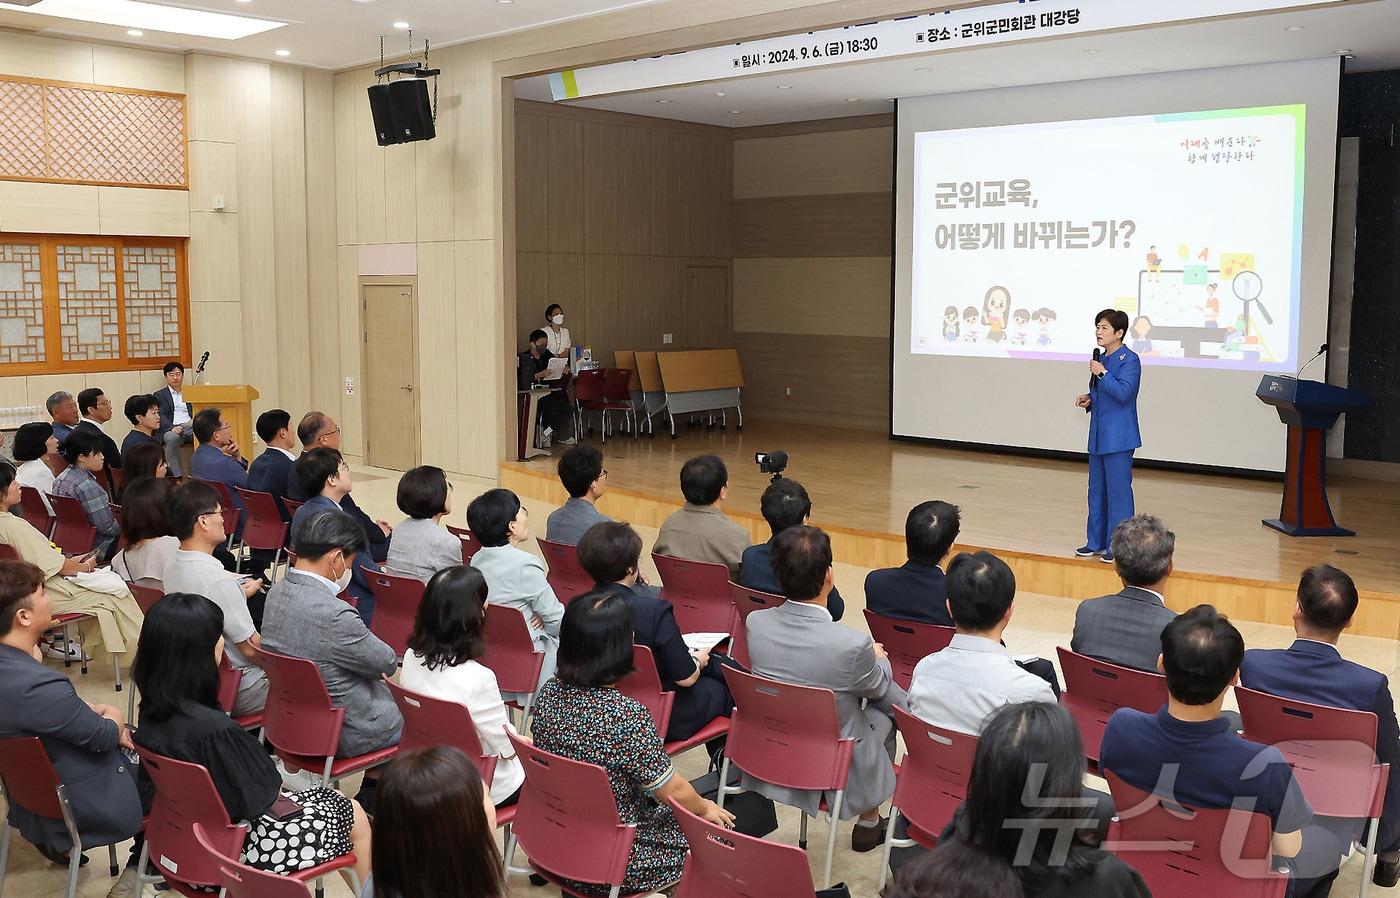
left=500, top=421, right=1400, bottom=638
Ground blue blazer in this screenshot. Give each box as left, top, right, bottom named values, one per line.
left=291, top=495, right=380, bottom=624
left=247, top=449, right=294, bottom=519
left=863, top=561, right=952, bottom=627
left=1241, top=639, right=1400, bottom=850
left=191, top=443, right=249, bottom=509
left=1088, top=345, right=1142, bottom=456
left=152, top=386, right=191, bottom=440
left=739, top=537, right=845, bottom=622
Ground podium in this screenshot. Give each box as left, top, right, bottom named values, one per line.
left=1255, top=375, right=1368, bottom=537
left=183, top=383, right=260, bottom=460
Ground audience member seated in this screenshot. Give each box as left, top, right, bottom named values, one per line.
left=1241, top=564, right=1400, bottom=889
left=399, top=565, right=524, bottom=806
left=0, top=461, right=143, bottom=661
left=50, top=428, right=121, bottom=561
left=0, top=560, right=142, bottom=885
left=386, top=465, right=461, bottom=582
left=544, top=444, right=612, bottom=545
left=883, top=839, right=1022, bottom=898
left=1101, top=605, right=1344, bottom=898
left=46, top=390, right=80, bottom=445
left=119, top=394, right=161, bottom=465
left=75, top=387, right=122, bottom=478
left=745, top=524, right=905, bottom=852
left=467, top=488, right=563, bottom=699
left=285, top=412, right=391, bottom=562
left=365, top=746, right=505, bottom=898
left=1072, top=514, right=1178, bottom=672
left=530, top=591, right=734, bottom=895
left=120, top=442, right=167, bottom=483
left=653, top=454, right=749, bottom=579
left=153, top=361, right=194, bottom=477
left=518, top=329, right=576, bottom=446
left=262, top=510, right=402, bottom=808
left=865, top=500, right=961, bottom=626
left=13, top=421, right=59, bottom=514
left=934, top=702, right=1149, bottom=898
left=246, top=408, right=297, bottom=518
left=578, top=520, right=734, bottom=744
left=132, top=592, right=371, bottom=888
left=739, top=477, right=845, bottom=620
left=190, top=407, right=248, bottom=518
left=109, top=476, right=178, bottom=582
left=292, top=448, right=380, bottom=623
left=163, top=480, right=268, bottom=715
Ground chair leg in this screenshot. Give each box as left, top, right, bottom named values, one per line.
left=878, top=805, right=901, bottom=893
left=65, top=843, right=81, bottom=898
left=76, top=624, right=88, bottom=677
left=716, top=755, right=732, bottom=812
left=0, top=821, right=12, bottom=898
left=61, top=622, right=72, bottom=669
left=112, top=654, right=122, bottom=693
left=823, top=790, right=845, bottom=890
left=108, top=843, right=118, bottom=877
left=798, top=812, right=808, bottom=850
left=1361, top=815, right=1380, bottom=898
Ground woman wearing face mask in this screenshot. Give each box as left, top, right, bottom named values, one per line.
left=544, top=304, right=571, bottom=359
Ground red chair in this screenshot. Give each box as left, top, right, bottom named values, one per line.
left=366, top=568, right=424, bottom=659
left=126, top=577, right=165, bottom=614
left=0, top=736, right=124, bottom=898
left=717, top=667, right=854, bottom=888
left=1236, top=685, right=1390, bottom=890
left=598, top=367, right=637, bottom=440
left=670, top=796, right=825, bottom=898
left=1103, top=770, right=1289, bottom=898
left=727, top=582, right=783, bottom=668
left=253, top=647, right=399, bottom=787
left=109, top=503, right=125, bottom=552
left=537, top=537, right=594, bottom=605
left=47, top=492, right=96, bottom=556
left=504, top=730, right=656, bottom=898
left=17, top=486, right=53, bottom=537
left=618, top=644, right=730, bottom=757
left=479, top=604, right=547, bottom=726
left=877, top=706, right=979, bottom=890
left=218, top=654, right=265, bottom=731
left=863, top=610, right=955, bottom=691
left=195, top=477, right=243, bottom=551
left=384, top=679, right=499, bottom=786
left=1057, top=646, right=1168, bottom=767
left=234, top=487, right=290, bottom=575
left=446, top=524, right=482, bottom=563
left=652, top=553, right=739, bottom=635
left=282, top=496, right=305, bottom=519
left=572, top=368, right=608, bottom=439
left=193, top=823, right=340, bottom=898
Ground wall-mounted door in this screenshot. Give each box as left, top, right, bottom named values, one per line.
left=360, top=279, right=420, bottom=471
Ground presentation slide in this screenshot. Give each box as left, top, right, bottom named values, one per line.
left=909, top=107, right=1303, bottom=372
left=891, top=59, right=1339, bottom=472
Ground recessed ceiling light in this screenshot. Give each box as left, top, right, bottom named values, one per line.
left=846, top=97, right=862, bottom=102
left=776, top=84, right=794, bottom=90
left=126, top=28, right=143, bottom=36
left=714, top=91, right=726, bottom=97
left=1084, top=48, right=1100, bottom=54
left=915, top=66, right=933, bottom=73
left=498, top=0, right=513, bottom=4
left=1284, top=25, right=1304, bottom=32
left=275, top=49, right=290, bottom=57
left=392, top=21, right=410, bottom=29
left=656, top=98, right=672, bottom=104
left=728, top=110, right=742, bottom=115
left=4, top=0, right=284, bottom=39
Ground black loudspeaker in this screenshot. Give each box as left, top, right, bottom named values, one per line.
left=388, top=78, right=436, bottom=143
left=366, top=83, right=396, bottom=146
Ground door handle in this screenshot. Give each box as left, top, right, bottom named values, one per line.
left=401, top=384, right=414, bottom=392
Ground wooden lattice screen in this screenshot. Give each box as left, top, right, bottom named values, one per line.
left=0, top=75, right=186, bottom=189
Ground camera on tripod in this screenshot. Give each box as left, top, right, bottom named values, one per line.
left=755, top=450, right=788, bottom=480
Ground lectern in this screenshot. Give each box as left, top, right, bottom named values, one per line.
left=183, top=383, right=261, bottom=461
left=1255, top=375, right=1368, bottom=536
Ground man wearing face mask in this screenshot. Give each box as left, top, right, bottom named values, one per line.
left=163, top=479, right=268, bottom=715
left=290, top=447, right=382, bottom=625
left=519, top=328, right=577, bottom=446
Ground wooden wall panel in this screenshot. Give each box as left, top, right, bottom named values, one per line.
left=0, top=32, right=93, bottom=83
left=514, top=113, right=549, bottom=254
left=545, top=117, right=585, bottom=253
left=351, top=70, right=387, bottom=246
left=454, top=239, right=500, bottom=478
left=188, top=141, right=238, bottom=214
left=733, top=257, right=890, bottom=337
left=96, top=187, right=189, bottom=236
left=414, top=75, right=456, bottom=244
left=616, top=126, right=652, bottom=256
left=304, top=69, right=343, bottom=423
left=736, top=332, right=889, bottom=431
left=733, top=127, right=893, bottom=198
left=451, top=47, right=495, bottom=245
left=333, top=72, right=359, bottom=247
left=583, top=122, right=622, bottom=256
left=270, top=65, right=312, bottom=418
left=384, top=141, right=418, bottom=244
left=418, top=244, right=456, bottom=470
left=0, top=182, right=99, bottom=233
left=231, top=59, right=279, bottom=415
left=336, top=245, right=364, bottom=458
left=733, top=192, right=890, bottom=258
left=90, top=43, right=185, bottom=93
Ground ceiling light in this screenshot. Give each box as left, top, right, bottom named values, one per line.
left=656, top=98, right=672, bottom=104
left=498, top=0, right=514, bottom=4
left=126, top=28, right=143, bottom=36
left=1084, top=49, right=1100, bottom=54
left=776, top=84, right=794, bottom=90
left=392, top=21, right=410, bottom=29
left=728, top=110, right=742, bottom=115
left=3, top=0, right=284, bottom=39
left=1284, top=25, right=1304, bottom=32
left=846, top=97, right=862, bottom=102
left=1333, top=48, right=1353, bottom=55
left=275, top=49, right=290, bottom=57
left=714, top=91, right=726, bottom=97
left=915, top=66, right=933, bottom=72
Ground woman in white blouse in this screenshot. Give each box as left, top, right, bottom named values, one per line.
left=399, top=565, right=525, bottom=807
left=543, top=303, right=571, bottom=359
left=13, top=422, right=59, bottom=514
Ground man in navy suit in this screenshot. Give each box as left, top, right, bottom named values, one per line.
left=864, top=500, right=960, bottom=627
left=247, top=409, right=297, bottom=520
left=1075, top=309, right=1141, bottom=564
left=1241, top=565, right=1400, bottom=888
left=739, top=477, right=844, bottom=621
left=286, top=411, right=390, bottom=563
left=153, top=361, right=195, bottom=476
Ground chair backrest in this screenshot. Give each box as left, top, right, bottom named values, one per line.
left=506, top=730, right=637, bottom=888
left=233, top=487, right=288, bottom=552
left=253, top=646, right=345, bottom=761
left=194, top=823, right=312, bottom=898
left=193, top=477, right=240, bottom=536
left=17, top=486, right=53, bottom=535
left=671, top=797, right=818, bottom=898
left=136, top=746, right=248, bottom=891
left=48, top=492, right=96, bottom=555
left=890, top=706, right=978, bottom=843
left=366, top=568, right=425, bottom=658
left=127, top=577, right=165, bottom=614
left=617, top=644, right=676, bottom=739
left=282, top=496, right=305, bottom=518
left=601, top=368, right=632, bottom=403
left=536, top=537, right=593, bottom=605
left=0, top=736, right=66, bottom=820
left=652, top=553, right=739, bottom=634
left=479, top=603, right=546, bottom=696
left=385, top=678, right=499, bottom=786
left=445, top=524, right=482, bottom=563
left=725, top=582, right=785, bottom=667
left=721, top=667, right=854, bottom=792
left=1104, top=770, right=1288, bottom=898
left=573, top=367, right=606, bottom=402
left=1235, top=685, right=1388, bottom=820
left=1056, top=647, right=1169, bottom=763
left=863, top=610, right=955, bottom=691
left=0, top=544, right=17, bottom=562
left=217, top=654, right=242, bottom=714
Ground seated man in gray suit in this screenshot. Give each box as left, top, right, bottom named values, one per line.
left=545, top=444, right=612, bottom=545
left=744, top=524, right=906, bottom=853
left=1071, top=513, right=1178, bottom=672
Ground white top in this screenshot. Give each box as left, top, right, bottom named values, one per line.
left=545, top=325, right=571, bottom=358
left=906, top=633, right=1056, bottom=735
left=16, top=459, right=55, bottom=514
left=400, top=650, right=525, bottom=805
left=164, top=549, right=259, bottom=672
left=111, top=535, right=179, bottom=582
left=271, top=446, right=297, bottom=460
left=170, top=389, right=191, bottom=427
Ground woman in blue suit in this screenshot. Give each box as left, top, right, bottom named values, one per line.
left=1075, top=309, right=1141, bottom=563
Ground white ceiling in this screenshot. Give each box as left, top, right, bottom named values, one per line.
left=515, top=0, right=1400, bottom=127
left=0, top=0, right=665, bottom=69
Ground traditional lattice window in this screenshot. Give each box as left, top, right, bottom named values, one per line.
left=0, top=234, right=188, bottom=374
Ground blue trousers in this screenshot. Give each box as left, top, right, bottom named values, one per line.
left=1086, top=450, right=1135, bottom=552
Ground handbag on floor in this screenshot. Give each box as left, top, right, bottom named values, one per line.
left=691, top=749, right=778, bottom=838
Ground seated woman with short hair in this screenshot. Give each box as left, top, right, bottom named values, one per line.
left=386, top=465, right=462, bottom=582
left=12, top=421, right=59, bottom=514
left=110, top=476, right=177, bottom=582
left=50, top=428, right=120, bottom=561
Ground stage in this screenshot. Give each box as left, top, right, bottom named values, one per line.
left=500, top=421, right=1400, bottom=639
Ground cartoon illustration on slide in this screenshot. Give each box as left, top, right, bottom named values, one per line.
left=1225, top=312, right=1248, bottom=346
left=1034, top=308, right=1056, bottom=346
left=962, top=306, right=981, bottom=342
left=1196, top=283, right=1221, bottom=327
left=943, top=305, right=960, bottom=342
left=1130, top=316, right=1154, bottom=354
left=1145, top=245, right=1162, bottom=283
left=1132, top=244, right=1278, bottom=365
left=1011, top=308, right=1030, bottom=345
left=982, top=286, right=1010, bottom=343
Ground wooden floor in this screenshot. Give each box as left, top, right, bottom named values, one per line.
left=502, top=419, right=1400, bottom=638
